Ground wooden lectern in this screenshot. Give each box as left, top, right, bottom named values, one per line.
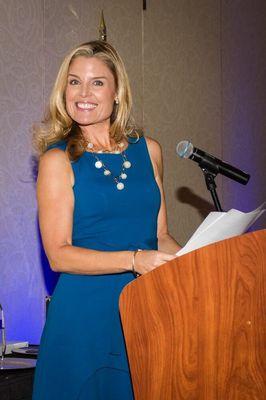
left=119, top=230, right=266, bottom=399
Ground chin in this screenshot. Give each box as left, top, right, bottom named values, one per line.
left=74, top=115, right=112, bottom=128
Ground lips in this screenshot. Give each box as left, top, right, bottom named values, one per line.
left=76, top=102, right=97, bottom=110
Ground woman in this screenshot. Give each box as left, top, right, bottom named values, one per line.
left=33, top=40, right=180, bottom=400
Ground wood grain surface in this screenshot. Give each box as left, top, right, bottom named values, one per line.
left=119, top=230, right=266, bottom=399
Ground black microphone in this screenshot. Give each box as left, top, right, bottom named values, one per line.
left=176, top=140, right=250, bottom=185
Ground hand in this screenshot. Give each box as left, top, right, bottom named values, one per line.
left=133, top=250, right=176, bottom=275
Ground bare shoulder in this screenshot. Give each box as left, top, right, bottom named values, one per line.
left=38, top=148, right=74, bottom=186
left=145, top=136, right=163, bottom=163
left=145, top=136, right=163, bottom=177
left=38, top=148, right=71, bottom=173
left=39, top=148, right=69, bottom=166
left=145, top=136, right=162, bottom=156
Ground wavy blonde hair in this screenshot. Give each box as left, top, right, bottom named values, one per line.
left=33, top=40, right=137, bottom=160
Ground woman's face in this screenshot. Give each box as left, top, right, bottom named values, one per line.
left=65, top=56, right=117, bottom=129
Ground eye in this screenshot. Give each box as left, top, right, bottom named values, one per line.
left=69, top=79, right=80, bottom=85
left=93, top=80, right=104, bottom=86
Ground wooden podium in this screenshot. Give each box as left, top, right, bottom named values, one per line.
left=119, top=230, right=266, bottom=399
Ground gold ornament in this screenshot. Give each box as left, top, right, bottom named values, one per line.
left=99, top=10, right=107, bottom=41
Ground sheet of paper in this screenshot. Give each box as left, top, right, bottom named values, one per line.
left=177, top=202, right=265, bottom=257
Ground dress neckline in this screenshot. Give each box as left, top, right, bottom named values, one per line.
left=83, top=142, right=132, bottom=157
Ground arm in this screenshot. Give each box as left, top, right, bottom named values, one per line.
left=145, top=137, right=181, bottom=253
left=37, top=148, right=175, bottom=275
left=37, top=149, right=133, bottom=274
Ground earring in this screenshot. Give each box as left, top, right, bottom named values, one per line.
left=115, top=98, right=119, bottom=105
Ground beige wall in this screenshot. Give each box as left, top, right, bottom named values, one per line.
left=143, top=0, right=266, bottom=244
left=143, top=1, right=223, bottom=244
left=0, top=0, right=45, bottom=342
left=221, top=1, right=266, bottom=227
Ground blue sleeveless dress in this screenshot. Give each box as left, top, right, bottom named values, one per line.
left=33, top=137, right=161, bottom=400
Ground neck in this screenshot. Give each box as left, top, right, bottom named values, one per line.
left=81, top=123, right=112, bottom=150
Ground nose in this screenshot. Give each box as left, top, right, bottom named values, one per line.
left=80, top=83, right=91, bottom=97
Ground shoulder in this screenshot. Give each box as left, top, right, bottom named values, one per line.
left=40, top=138, right=68, bottom=165
left=38, top=148, right=74, bottom=186
left=46, top=139, right=67, bottom=152
left=144, top=136, right=163, bottom=177
left=145, top=136, right=163, bottom=163
left=145, top=136, right=162, bottom=152
left=39, top=148, right=69, bottom=168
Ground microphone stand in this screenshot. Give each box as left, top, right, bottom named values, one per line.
left=0, top=304, right=6, bottom=362
left=201, top=168, right=223, bottom=212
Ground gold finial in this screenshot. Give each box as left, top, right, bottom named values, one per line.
left=99, top=10, right=107, bottom=41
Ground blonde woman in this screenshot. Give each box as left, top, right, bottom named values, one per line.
left=33, top=40, right=180, bottom=400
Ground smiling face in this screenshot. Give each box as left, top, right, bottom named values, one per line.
left=65, top=56, right=117, bottom=131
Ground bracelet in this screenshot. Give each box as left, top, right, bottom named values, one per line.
left=132, top=249, right=142, bottom=278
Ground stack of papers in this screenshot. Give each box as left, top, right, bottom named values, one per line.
left=1, top=341, right=29, bottom=355
left=177, top=203, right=265, bottom=257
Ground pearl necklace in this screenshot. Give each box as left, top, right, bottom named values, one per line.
left=87, top=140, right=125, bottom=154
left=86, top=141, right=132, bottom=190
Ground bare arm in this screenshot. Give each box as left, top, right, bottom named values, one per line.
left=37, top=148, right=175, bottom=275
left=145, top=137, right=181, bottom=253
left=37, top=149, right=134, bottom=274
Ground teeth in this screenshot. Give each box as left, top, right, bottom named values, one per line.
left=77, top=102, right=97, bottom=109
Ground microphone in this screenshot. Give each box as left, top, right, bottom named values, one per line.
left=176, top=140, right=250, bottom=185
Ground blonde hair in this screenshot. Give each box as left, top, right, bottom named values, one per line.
left=33, top=40, right=137, bottom=160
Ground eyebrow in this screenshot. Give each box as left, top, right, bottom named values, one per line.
left=68, top=73, right=107, bottom=79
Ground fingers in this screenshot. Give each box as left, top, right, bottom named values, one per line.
left=134, top=250, right=176, bottom=275
left=153, top=251, right=176, bottom=267
left=158, top=252, right=177, bottom=262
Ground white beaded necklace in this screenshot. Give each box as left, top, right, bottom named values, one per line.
left=86, top=141, right=132, bottom=191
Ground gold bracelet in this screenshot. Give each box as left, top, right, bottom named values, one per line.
left=132, top=249, right=142, bottom=278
